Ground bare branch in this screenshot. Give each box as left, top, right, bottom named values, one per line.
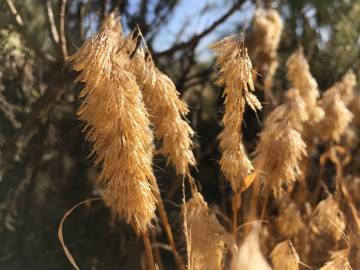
left=77, top=1, right=85, bottom=42
left=59, top=0, right=69, bottom=60
left=155, top=0, right=245, bottom=57
left=5, top=0, right=56, bottom=62
left=0, top=69, right=67, bottom=173
left=5, top=0, right=24, bottom=27
left=45, top=0, right=60, bottom=44
left=0, top=91, right=21, bottom=129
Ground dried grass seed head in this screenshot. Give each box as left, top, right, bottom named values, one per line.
left=276, top=202, right=305, bottom=237
left=254, top=89, right=307, bottom=197
left=336, top=70, right=357, bottom=105
left=286, top=48, right=324, bottom=124
left=318, top=85, right=353, bottom=142
left=252, top=8, right=283, bottom=61
left=271, top=240, right=300, bottom=270
left=121, top=37, right=196, bottom=177
left=185, top=192, right=234, bottom=270
left=211, top=34, right=261, bottom=192
left=69, top=15, right=157, bottom=234
left=251, top=8, right=282, bottom=93
left=319, top=249, right=352, bottom=270
left=310, top=196, right=346, bottom=241
left=68, top=13, right=122, bottom=91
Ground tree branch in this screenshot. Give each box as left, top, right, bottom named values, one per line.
left=45, top=0, right=60, bottom=45
left=154, top=0, right=245, bottom=57
left=5, top=0, right=23, bottom=27
left=0, top=68, right=67, bottom=174
left=59, top=0, right=69, bottom=60
left=5, top=0, right=56, bottom=62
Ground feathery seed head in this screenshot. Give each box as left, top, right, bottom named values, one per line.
left=310, top=196, right=346, bottom=241
left=277, top=202, right=305, bottom=237
left=251, top=8, right=283, bottom=93
left=68, top=13, right=122, bottom=91
left=185, top=192, right=234, bottom=270
left=319, top=249, right=352, bottom=270
left=286, top=48, right=324, bottom=124
left=211, top=34, right=261, bottom=192
left=336, top=70, right=357, bottom=105
left=271, top=240, right=300, bottom=270
left=252, top=8, right=283, bottom=60
left=318, top=85, right=353, bottom=142
left=254, top=89, right=307, bottom=197
left=69, top=16, right=157, bottom=234
left=122, top=35, right=196, bottom=177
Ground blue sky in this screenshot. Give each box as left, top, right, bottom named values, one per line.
left=127, top=0, right=256, bottom=61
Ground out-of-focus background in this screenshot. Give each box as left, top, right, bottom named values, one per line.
left=0, top=0, right=359, bottom=269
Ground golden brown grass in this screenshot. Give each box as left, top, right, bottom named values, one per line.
left=63, top=10, right=360, bottom=270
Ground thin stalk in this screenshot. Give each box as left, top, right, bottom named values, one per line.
left=231, top=192, right=241, bottom=237
left=245, top=180, right=261, bottom=235
left=260, top=185, right=270, bottom=220
left=155, top=192, right=186, bottom=270
left=151, top=230, right=164, bottom=270
left=142, top=231, right=156, bottom=270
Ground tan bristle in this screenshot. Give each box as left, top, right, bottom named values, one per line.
left=318, top=84, right=353, bottom=142
left=319, top=249, right=352, bottom=270
left=254, top=89, right=307, bottom=197
left=271, top=240, right=300, bottom=270
left=277, top=202, right=305, bottom=237
left=69, top=15, right=157, bottom=234
left=211, top=34, right=262, bottom=192
left=231, top=223, right=272, bottom=270
left=310, top=196, right=346, bottom=241
left=286, top=48, right=324, bottom=125
left=185, top=192, right=234, bottom=270
left=124, top=45, right=196, bottom=177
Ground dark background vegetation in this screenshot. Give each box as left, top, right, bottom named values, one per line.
left=0, top=0, right=359, bottom=269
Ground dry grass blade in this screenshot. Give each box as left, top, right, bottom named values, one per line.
left=58, top=198, right=102, bottom=270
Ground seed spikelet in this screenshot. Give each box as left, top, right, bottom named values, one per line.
left=211, top=34, right=261, bottom=192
